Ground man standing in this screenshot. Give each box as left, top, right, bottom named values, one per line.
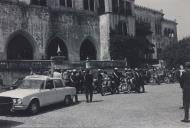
left=177, top=65, right=185, bottom=109
left=181, top=63, right=190, bottom=122
left=97, top=69, right=103, bottom=94
left=83, top=69, right=94, bottom=103
left=112, top=68, right=122, bottom=94
left=134, top=68, right=141, bottom=93
left=70, top=69, right=79, bottom=102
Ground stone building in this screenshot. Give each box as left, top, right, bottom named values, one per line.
left=0, top=0, right=177, bottom=61
left=134, top=5, right=177, bottom=59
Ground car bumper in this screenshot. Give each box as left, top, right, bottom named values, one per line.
left=12, top=105, right=28, bottom=111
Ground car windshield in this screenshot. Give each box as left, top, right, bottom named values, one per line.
left=19, top=79, right=44, bottom=89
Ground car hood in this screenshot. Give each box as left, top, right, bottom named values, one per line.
left=0, top=89, right=40, bottom=99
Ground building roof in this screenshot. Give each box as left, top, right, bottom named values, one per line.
left=163, top=18, right=178, bottom=25
left=134, top=4, right=164, bottom=16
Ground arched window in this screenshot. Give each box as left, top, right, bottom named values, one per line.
left=84, top=0, right=89, bottom=10
left=46, top=38, right=68, bottom=60
left=112, top=0, right=119, bottom=13
left=83, top=0, right=95, bottom=11
left=90, top=0, right=95, bottom=11
left=67, top=0, right=72, bottom=7
left=30, top=0, right=47, bottom=6
left=7, top=34, right=34, bottom=60
left=80, top=39, right=97, bottom=60
left=119, top=0, right=125, bottom=15
left=30, top=0, right=38, bottom=5
left=98, top=0, right=105, bottom=14
left=126, top=1, right=132, bottom=16
left=60, top=0, right=65, bottom=6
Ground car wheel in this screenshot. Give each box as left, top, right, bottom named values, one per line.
left=28, top=100, right=40, bottom=115
left=64, top=96, right=72, bottom=106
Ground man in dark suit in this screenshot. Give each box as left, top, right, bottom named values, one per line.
left=70, top=69, right=79, bottom=102
left=112, top=68, right=122, bottom=94
left=181, top=63, right=190, bottom=122
left=83, top=69, right=94, bottom=103
left=176, top=65, right=185, bottom=109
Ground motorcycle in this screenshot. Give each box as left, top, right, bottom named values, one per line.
left=119, top=78, right=131, bottom=93
left=101, top=75, right=116, bottom=96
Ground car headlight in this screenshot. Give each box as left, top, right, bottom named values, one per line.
left=13, top=98, right=23, bottom=105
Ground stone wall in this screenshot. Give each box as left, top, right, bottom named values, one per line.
left=0, top=1, right=100, bottom=61
left=0, top=71, right=29, bottom=86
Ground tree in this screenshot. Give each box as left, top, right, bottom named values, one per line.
left=161, top=41, right=190, bottom=68
left=109, top=21, right=154, bottom=67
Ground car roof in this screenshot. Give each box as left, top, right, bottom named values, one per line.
left=24, top=75, right=62, bottom=81
left=25, top=75, right=51, bottom=80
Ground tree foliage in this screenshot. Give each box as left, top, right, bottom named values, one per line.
left=109, top=21, right=154, bottom=67
left=161, top=42, right=190, bottom=68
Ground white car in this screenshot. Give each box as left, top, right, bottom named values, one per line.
left=0, top=75, right=77, bottom=115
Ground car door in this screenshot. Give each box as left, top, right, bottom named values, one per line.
left=40, top=80, right=57, bottom=106
left=53, top=79, right=66, bottom=102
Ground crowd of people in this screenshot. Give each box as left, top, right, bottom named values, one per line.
left=60, top=65, right=190, bottom=123
left=54, top=66, right=179, bottom=103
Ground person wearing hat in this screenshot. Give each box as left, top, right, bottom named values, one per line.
left=70, top=69, right=79, bottom=102
left=97, top=69, right=103, bottom=94
left=83, top=69, right=94, bottom=103
left=76, top=70, right=84, bottom=94
left=112, top=67, right=123, bottom=94
left=181, top=63, right=190, bottom=122
left=133, top=68, right=141, bottom=93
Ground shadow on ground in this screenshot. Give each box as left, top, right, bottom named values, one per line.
left=0, top=119, right=23, bottom=128
left=5, top=101, right=82, bottom=117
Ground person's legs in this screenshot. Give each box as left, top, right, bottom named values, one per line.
left=182, top=100, right=190, bottom=122
left=142, top=84, right=145, bottom=93
left=85, top=93, right=89, bottom=102
left=184, top=102, right=190, bottom=120
left=90, top=91, right=93, bottom=102
left=85, top=87, right=89, bottom=102
left=180, top=91, right=185, bottom=109
left=116, top=82, right=120, bottom=94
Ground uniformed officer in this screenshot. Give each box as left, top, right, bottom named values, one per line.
left=112, top=68, right=122, bottom=94
left=97, top=69, right=103, bottom=94
left=83, top=69, right=94, bottom=103
left=139, top=70, right=145, bottom=93
left=181, top=63, right=190, bottom=122
left=177, top=65, right=185, bottom=109
left=76, top=70, right=84, bottom=94
left=70, top=69, right=79, bottom=102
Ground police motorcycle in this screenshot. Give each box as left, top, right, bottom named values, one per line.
left=93, top=78, right=102, bottom=94
left=149, top=72, right=160, bottom=85
left=119, top=77, right=131, bottom=93
left=101, top=74, right=117, bottom=96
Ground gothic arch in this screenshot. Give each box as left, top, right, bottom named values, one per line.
left=6, top=30, right=36, bottom=60
left=46, top=37, right=68, bottom=60
left=80, top=37, right=97, bottom=60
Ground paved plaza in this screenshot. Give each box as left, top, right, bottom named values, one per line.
left=0, top=84, right=189, bottom=128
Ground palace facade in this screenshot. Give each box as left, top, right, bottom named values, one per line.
left=0, top=0, right=177, bottom=62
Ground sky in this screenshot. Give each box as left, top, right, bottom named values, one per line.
left=135, top=0, right=190, bottom=40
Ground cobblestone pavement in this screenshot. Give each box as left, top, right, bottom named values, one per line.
left=0, top=84, right=190, bottom=128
